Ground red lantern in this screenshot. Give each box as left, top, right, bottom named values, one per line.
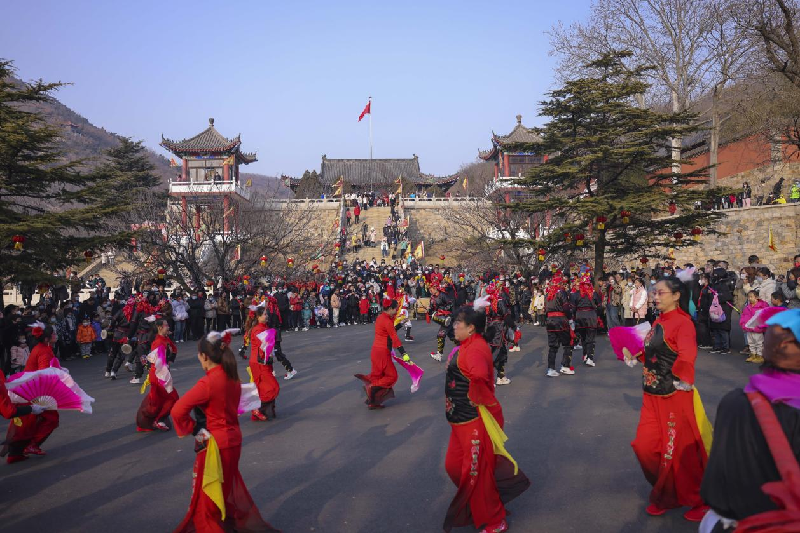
left=691, top=227, right=703, bottom=241
left=84, top=250, right=93, bottom=263
left=537, top=248, right=545, bottom=261
left=157, top=268, right=166, bottom=280
left=595, top=216, right=607, bottom=230
left=620, top=210, right=631, bottom=225
left=439, top=255, right=446, bottom=261
left=205, top=280, right=214, bottom=287
left=673, top=232, right=684, bottom=242
left=260, top=255, right=267, bottom=267
left=640, top=256, right=648, bottom=265
left=551, top=263, right=558, bottom=269
left=287, top=257, right=295, bottom=268
left=334, top=242, right=341, bottom=249
left=563, top=232, right=572, bottom=243
left=243, top=275, right=250, bottom=286
left=312, top=263, right=319, bottom=272
left=12, top=235, right=24, bottom=250
left=575, top=233, right=585, bottom=246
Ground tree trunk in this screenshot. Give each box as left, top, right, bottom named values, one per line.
left=709, top=84, right=721, bottom=188
left=671, top=89, right=682, bottom=176
left=594, top=231, right=606, bottom=278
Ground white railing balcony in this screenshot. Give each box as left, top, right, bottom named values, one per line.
left=169, top=180, right=252, bottom=200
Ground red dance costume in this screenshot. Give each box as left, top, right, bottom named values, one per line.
left=0, top=373, right=33, bottom=419
left=2, top=343, right=60, bottom=459
left=171, top=366, right=280, bottom=532
left=631, top=308, right=708, bottom=512
left=444, top=333, right=529, bottom=532
left=355, top=312, right=400, bottom=408
left=249, top=323, right=279, bottom=420
left=136, top=334, right=180, bottom=431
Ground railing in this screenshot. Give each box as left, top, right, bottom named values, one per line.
left=169, top=180, right=252, bottom=200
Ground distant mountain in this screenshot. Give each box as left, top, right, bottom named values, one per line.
left=13, top=77, right=295, bottom=198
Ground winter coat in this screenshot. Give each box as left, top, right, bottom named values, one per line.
left=622, top=285, right=633, bottom=319
left=709, top=284, right=734, bottom=331
left=756, top=277, right=776, bottom=303
left=777, top=280, right=800, bottom=309
left=204, top=298, right=217, bottom=319
left=76, top=324, right=96, bottom=344
left=739, top=299, right=769, bottom=333
left=330, top=294, right=341, bottom=309
left=631, top=286, right=648, bottom=319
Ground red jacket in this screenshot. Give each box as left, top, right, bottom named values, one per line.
left=171, top=366, right=242, bottom=450
left=458, top=333, right=499, bottom=408
left=372, top=312, right=402, bottom=352
left=359, top=298, right=369, bottom=314
left=354, top=206, right=361, bottom=216
left=25, top=343, right=55, bottom=372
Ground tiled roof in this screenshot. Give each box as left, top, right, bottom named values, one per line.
left=320, top=156, right=421, bottom=186
left=161, top=118, right=257, bottom=163
left=481, top=115, right=542, bottom=159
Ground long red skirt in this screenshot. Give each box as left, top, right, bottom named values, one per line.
left=444, top=406, right=530, bottom=531
left=1, top=411, right=59, bottom=456
left=250, top=363, right=279, bottom=403
left=631, top=392, right=707, bottom=509
left=136, top=385, right=179, bottom=430
left=354, top=346, right=398, bottom=406
left=174, top=445, right=281, bottom=533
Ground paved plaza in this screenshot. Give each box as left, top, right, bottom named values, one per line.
left=0, top=322, right=755, bottom=533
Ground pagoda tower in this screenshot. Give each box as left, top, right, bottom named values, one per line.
left=161, top=118, right=257, bottom=235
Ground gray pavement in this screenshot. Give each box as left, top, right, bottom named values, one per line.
left=0, top=321, right=756, bottom=533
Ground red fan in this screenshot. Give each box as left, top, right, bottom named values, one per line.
left=6, top=368, right=94, bottom=413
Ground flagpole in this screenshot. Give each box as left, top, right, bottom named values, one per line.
left=368, top=96, right=373, bottom=193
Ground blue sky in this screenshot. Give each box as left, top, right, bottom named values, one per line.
left=1, top=0, right=591, bottom=177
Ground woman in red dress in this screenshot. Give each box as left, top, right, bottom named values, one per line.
left=136, top=318, right=180, bottom=432
left=247, top=307, right=279, bottom=421
left=171, top=332, right=280, bottom=532
left=443, top=306, right=529, bottom=533
left=0, top=367, right=45, bottom=464
left=1, top=325, right=61, bottom=462
left=354, top=298, right=408, bottom=409
left=629, top=277, right=710, bottom=522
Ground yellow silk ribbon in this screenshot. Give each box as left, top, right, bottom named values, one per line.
left=139, top=374, right=150, bottom=395
left=693, top=388, right=714, bottom=456
left=202, top=435, right=226, bottom=520
left=246, top=366, right=253, bottom=383
left=478, top=405, right=519, bottom=475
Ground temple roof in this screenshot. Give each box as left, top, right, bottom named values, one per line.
left=161, top=118, right=257, bottom=163
left=479, top=114, right=542, bottom=160
left=320, top=155, right=422, bottom=187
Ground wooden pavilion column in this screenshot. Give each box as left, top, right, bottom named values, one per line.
left=181, top=196, right=188, bottom=227
left=503, top=153, right=510, bottom=176
left=194, top=205, right=201, bottom=243
left=182, top=158, right=188, bottom=181
left=223, top=196, right=231, bottom=233
left=494, top=163, right=499, bottom=181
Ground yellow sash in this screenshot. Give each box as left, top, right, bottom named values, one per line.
left=693, top=388, right=714, bottom=456
left=203, top=435, right=226, bottom=520
left=478, top=405, right=519, bottom=475
left=139, top=374, right=150, bottom=395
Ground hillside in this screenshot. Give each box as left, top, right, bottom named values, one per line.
left=13, top=77, right=293, bottom=197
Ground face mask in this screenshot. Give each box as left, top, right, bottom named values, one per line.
left=740, top=273, right=747, bottom=279
left=627, top=282, right=633, bottom=287
left=650, top=280, right=656, bottom=285
left=699, top=280, right=706, bottom=286
left=192, top=296, right=197, bottom=299
left=756, top=276, right=764, bottom=282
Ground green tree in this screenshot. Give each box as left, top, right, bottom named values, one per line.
left=512, top=52, right=724, bottom=274
left=0, top=59, right=151, bottom=302
left=295, top=170, right=323, bottom=199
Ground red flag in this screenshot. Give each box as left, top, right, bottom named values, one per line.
left=358, top=100, right=371, bottom=122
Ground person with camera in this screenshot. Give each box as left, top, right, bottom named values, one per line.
left=709, top=269, right=734, bottom=354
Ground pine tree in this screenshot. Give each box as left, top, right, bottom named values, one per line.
left=512, top=52, right=725, bottom=274
left=295, top=170, right=323, bottom=199
left=0, top=59, right=156, bottom=302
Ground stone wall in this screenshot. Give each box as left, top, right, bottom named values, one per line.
left=669, top=203, right=799, bottom=272
left=717, top=161, right=800, bottom=198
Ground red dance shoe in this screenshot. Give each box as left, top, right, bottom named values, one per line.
left=367, top=404, right=385, bottom=410
left=683, top=505, right=709, bottom=522
left=645, top=503, right=667, bottom=516
left=154, top=422, right=170, bottom=432
left=136, top=426, right=154, bottom=432
left=479, top=520, right=508, bottom=533
left=251, top=409, right=268, bottom=422
left=6, top=455, right=28, bottom=464
left=23, top=444, right=46, bottom=456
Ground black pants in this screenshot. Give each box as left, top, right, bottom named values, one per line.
left=274, top=341, right=293, bottom=372
left=105, top=342, right=126, bottom=373
left=696, top=316, right=712, bottom=346
left=547, top=329, right=573, bottom=369
left=231, top=311, right=241, bottom=330
left=217, top=314, right=230, bottom=331
left=190, top=315, right=204, bottom=340
left=576, top=327, right=596, bottom=360
left=291, top=310, right=301, bottom=329
left=492, top=345, right=508, bottom=378
left=205, top=317, right=215, bottom=333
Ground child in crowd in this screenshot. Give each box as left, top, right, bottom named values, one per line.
left=10, top=334, right=30, bottom=373
left=76, top=318, right=96, bottom=359
left=739, top=290, right=769, bottom=364
left=532, top=288, right=545, bottom=326
left=301, top=300, right=312, bottom=331
left=314, top=304, right=329, bottom=328
left=359, top=294, right=370, bottom=324
left=771, top=291, right=787, bottom=308
left=91, top=313, right=104, bottom=355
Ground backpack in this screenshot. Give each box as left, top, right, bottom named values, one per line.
left=709, top=289, right=726, bottom=323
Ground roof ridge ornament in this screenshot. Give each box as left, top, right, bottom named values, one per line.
left=516, top=114, right=522, bottom=125
left=209, top=118, right=215, bottom=126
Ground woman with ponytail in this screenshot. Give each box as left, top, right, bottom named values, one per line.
left=171, top=331, right=280, bottom=532
left=354, top=297, right=408, bottom=409
left=135, top=318, right=179, bottom=432
left=442, top=305, right=529, bottom=533
left=1, top=325, right=58, bottom=462
left=627, top=276, right=712, bottom=522
left=248, top=307, right=280, bottom=421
